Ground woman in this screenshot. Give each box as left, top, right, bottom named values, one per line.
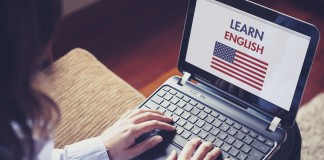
left=0, top=0, right=223, bottom=159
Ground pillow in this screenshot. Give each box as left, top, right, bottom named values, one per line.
left=43, top=48, right=145, bottom=148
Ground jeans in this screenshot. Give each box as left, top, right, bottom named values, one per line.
left=270, top=123, right=302, bottom=160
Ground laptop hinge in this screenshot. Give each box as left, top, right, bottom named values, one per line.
left=268, top=117, right=281, bottom=132
left=178, top=72, right=191, bottom=86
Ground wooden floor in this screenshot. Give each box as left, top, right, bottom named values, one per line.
left=53, top=0, right=324, bottom=105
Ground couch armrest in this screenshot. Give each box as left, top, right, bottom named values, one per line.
left=43, top=48, right=145, bottom=148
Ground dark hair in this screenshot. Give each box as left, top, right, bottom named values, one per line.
left=0, top=0, right=61, bottom=159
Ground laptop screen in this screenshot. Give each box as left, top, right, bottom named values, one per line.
left=179, top=0, right=319, bottom=125
left=185, top=0, right=311, bottom=112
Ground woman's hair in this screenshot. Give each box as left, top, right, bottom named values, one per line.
left=0, top=0, right=61, bottom=159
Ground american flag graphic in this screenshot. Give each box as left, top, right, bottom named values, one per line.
left=211, top=41, right=268, bottom=91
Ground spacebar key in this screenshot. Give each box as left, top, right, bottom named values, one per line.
left=172, top=135, right=188, bottom=148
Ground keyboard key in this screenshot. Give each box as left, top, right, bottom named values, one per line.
left=213, top=120, right=222, bottom=128
left=213, top=138, right=224, bottom=147
left=220, top=124, right=230, bottom=132
left=181, top=111, right=191, bottom=120
left=221, top=143, right=232, bottom=152
left=248, top=148, right=264, bottom=160
left=170, top=97, right=180, bottom=104
left=203, top=107, right=212, bottom=113
left=233, top=123, right=242, bottom=129
left=256, top=135, right=266, bottom=143
left=188, top=116, right=198, bottom=124
left=162, top=86, right=171, bottom=91
left=188, top=135, right=198, bottom=141
left=184, top=122, right=194, bottom=130
left=157, top=90, right=166, bottom=97
left=229, top=147, right=239, bottom=156
left=174, top=108, right=184, bottom=116
left=160, top=101, right=170, bottom=108
left=176, top=100, right=186, bottom=108
left=151, top=95, right=163, bottom=104
left=225, top=119, right=234, bottom=125
left=248, top=131, right=258, bottom=138
left=227, top=127, right=238, bottom=136
left=157, top=107, right=166, bottom=113
left=233, top=140, right=244, bottom=149
left=242, top=136, right=253, bottom=145
left=171, top=114, right=180, bottom=122
left=191, top=126, right=201, bottom=135
left=176, top=127, right=184, bottom=135
left=195, top=119, right=205, bottom=128
left=163, top=92, right=173, bottom=100
left=205, top=115, right=214, bottom=124
left=235, top=131, right=245, bottom=140
left=251, top=140, right=270, bottom=154
left=241, top=145, right=252, bottom=154
left=169, top=89, right=177, bottom=95
left=265, top=140, right=274, bottom=147
left=189, top=99, right=198, bottom=106
left=190, top=108, right=200, bottom=116
left=181, top=130, right=191, bottom=139
left=225, top=136, right=236, bottom=144
left=211, top=111, right=219, bottom=118
left=184, top=104, right=194, bottom=111
left=167, top=104, right=177, bottom=112
left=198, top=131, right=208, bottom=139
left=198, top=111, right=208, bottom=120
left=218, top=115, right=227, bottom=121
left=145, top=100, right=159, bottom=109
left=196, top=103, right=205, bottom=109
left=176, top=92, right=184, bottom=98
left=241, top=127, right=249, bottom=134
left=177, top=118, right=186, bottom=127
left=237, top=152, right=248, bottom=160
left=217, top=131, right=228, bottom=140
left=205, top=134, right=216, bottom=143
left=182, top=96, right=190, bottom=102
left=172, top=134, right=188, bottom=147
left=164, top=110, right=173, bottom=117
left=210, top=127, right=221, bottom=136
left=202, top=123, right=213, bottom=132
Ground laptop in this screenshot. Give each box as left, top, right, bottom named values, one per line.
left=136, top=0, right=320, bottom=159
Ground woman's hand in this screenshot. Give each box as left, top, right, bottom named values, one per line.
left=100, top=109, right=175, bottom=160
left=166, top=138, right=228, bottom=160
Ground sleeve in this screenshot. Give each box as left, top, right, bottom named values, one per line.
left=51, top=137, right=110, bottom=160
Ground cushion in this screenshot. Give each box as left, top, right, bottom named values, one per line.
left=296, top=93, right=324, bottom=160
left=44, top=48, right=145, bottom=148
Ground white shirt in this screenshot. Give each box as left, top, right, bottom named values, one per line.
left=37, top=137, right=110, bottom=160
left=11, top=121, right=111, bottom=160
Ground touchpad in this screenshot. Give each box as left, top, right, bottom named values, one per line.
left=136, top=141, right=181, bottom=160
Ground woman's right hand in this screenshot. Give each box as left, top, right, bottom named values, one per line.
left=166, top=138, right=229, bottom=160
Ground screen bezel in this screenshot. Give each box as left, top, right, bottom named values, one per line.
left=177, top=0, right=320, bottom=126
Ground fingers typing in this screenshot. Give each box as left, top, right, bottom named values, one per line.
left=132, top=120, right=176, bottom=138
left=192, top=142, right=214, bottom=160
left=131, top=112, right=173, bottom=124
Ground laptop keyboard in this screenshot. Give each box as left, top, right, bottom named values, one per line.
left=140, top=86, right=274, bottom=160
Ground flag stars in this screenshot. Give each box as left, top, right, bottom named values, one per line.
left=213, top=42, right=236, bottom=63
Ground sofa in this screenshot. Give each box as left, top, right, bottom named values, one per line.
left=45, top=48, right=324, bottom=159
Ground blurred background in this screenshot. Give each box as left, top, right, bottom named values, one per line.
left=53, top=0, right=324, bottom=106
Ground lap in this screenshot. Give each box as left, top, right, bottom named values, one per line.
left=271, top=123, right=301, bottom=160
